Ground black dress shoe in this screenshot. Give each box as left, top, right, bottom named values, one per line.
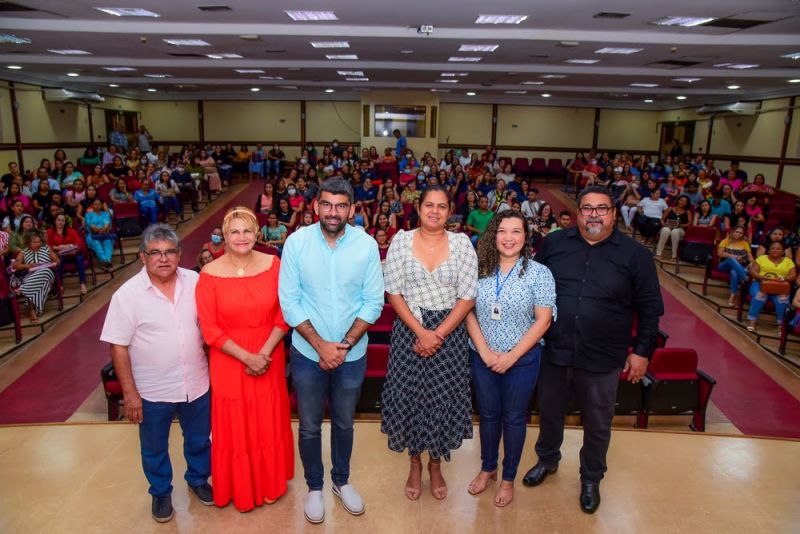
left=189, top=482, right=215, bottom=506
left=522, top=462, right=558, bottom=487
left=152, top=495, right=174, bottom=523
left=580, top=482, right=601, bottom=514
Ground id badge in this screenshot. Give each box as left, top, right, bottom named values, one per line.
left=491, top=302, right=502, bottom=321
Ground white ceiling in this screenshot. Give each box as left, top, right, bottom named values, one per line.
left=0, top=0, right=799, bottom=109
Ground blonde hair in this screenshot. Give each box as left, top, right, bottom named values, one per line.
left=222, top=206, right=258, bottom=235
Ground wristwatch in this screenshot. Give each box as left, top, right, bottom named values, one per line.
left=340, top=338, right=353, bottom=351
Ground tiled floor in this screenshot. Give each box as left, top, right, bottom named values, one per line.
left=0, top=422, right=796, bottom=533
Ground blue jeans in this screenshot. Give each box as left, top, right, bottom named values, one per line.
left=747, top=280, right=789, bottom=323
left=267, top=160, right=281, bottom=177
left=58, top=252, right=86, bottom=284
left=139, top=390, right=211, bottom=497
left=471, top=346, right=541, bottom=481
left=290, top=348, right=366, bottom=490
left=160, top=196, right=182, bottom=218
left=139, top=204, right=158, bottom=225
left=717, top=258, right=749, bottom=294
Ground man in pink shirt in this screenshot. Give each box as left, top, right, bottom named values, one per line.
left=100, top=224, right=211, bottom=523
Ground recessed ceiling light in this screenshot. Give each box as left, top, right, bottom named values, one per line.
left=441, top=72, right=468, bottom=77
left=430, top=88, right=450, bottom=92
left=644, top=99, right=654, bottom=103
left=727, top=85, right=740, bottom=90
left=475, top=14, right=528, bottom=24
left=521, top=81, right=545, bottom=85
left=466, top=91, right=477, bottom=96
left=629, top=83, right=659, bottom=88
left=400, top=50, right=414, bottom=54
left=48, top=49, right=92, bottom=55
left=714, top=63, right=759, bottom=69
left=278, top=85, right=298, bottom=89
left=147, top=88, right=157, bottom=92
left=437, top=79, right=459, bottom=83
left=326, top=54, right=358, bottom=60
left=66, top=72, right=80, bottom=77
left=285, top=10, right=337, bottom=21
left=239, top=34, right=260, bottom=41
left=505, top=90, right=527, bottom=94
left=458, top=44, right=499, bottom=52
left=235, top=69, right=265, bottom=74
left=558, top=41, right=580, bottom=48
left=595, top=47, right=643, bottom=54
left=789, top=79, right=800, bottom=83
left=311, top=41, right=349, bottom=48
left=540, top=74, right=566, bottom=79
left=337, top=70, right=364, bottom=76
left=250, top=87, right=260, bottom=92
left=673, top=78, right=701, bottom=83
left=448, top=57, right=482, bottom=62
left=541, top=93, right=552, bottom=98
left=346, top=77, right=369, bottom=81
left=258, top=76, right=284, bottom=80
left=0, top=34, right=32, bottom=45
left=95, top=7, right=160, bottom=17
left=145, top=73, right=172, bottom=78
left=676, top=95, right=687, bottom=100
left=781, top=52, right=800, bottom=60
left=207, top=53, right=242, bottom=59
left=104, top=66, right=137, bottom=72
left=6, top=65, right=22, bottom=70
left=164, top=39, right=210, bottom=47
left=565, top=59, right=600, bottom=64
left=652, top=16, right=715, bottom=27
left=108, top=83, right=119, bottom=87
left=324, top=88, right=335, bottom=93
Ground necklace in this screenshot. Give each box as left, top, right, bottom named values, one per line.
left=230, top=253, right=253, bottom=277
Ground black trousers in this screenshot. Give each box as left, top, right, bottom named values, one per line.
left=534, top=359, right=620, bottom=483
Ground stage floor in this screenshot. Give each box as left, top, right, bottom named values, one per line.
left=0, top=422, right=797, bottom=533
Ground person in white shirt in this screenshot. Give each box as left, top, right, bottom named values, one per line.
left=521, top=189, right=543, bottom=220
left=458, top=149, right=472, bottom=168
left=635, top=189, right=669, bottom=241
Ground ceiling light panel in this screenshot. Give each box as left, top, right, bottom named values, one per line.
left=311, top=41, right=349, bottom=48
left=676, top=95, right=687, bottom=100
left=521, top=81, right=544, bottom=85
left=66, top=72, right=80, bottom=77
left=673, top=77, right=701, bottom=82
left=145, top=73, right=172, bottom=78
left=505, top=90, right=527, bottom=94
left=207, top=53, right=242, bottom=59
left=448, top=57, right=482, bottom=62
left=164, top=39, right=211, bottom=46
left=337, top=70, right=364, bottom=76
left=475, top=15, right=528, bottom=24
left=540, top=74, right=566, bottom=79
left=346, top=78, right=369, bottom=81
left=441, top=72, right=468, bottom=77
left=95, top=7, right=160, bottom=17
left=104, top=67, right=137, bottom=72
left=595, top=47, right=643, bottom=55
left=48, top=49, right=91, bottom=55
left=458, top=44, right=499, bottom=52
left=326, top=54, right=358, bottom=60
left=713, top=63, right=759, bottom=69
left=147, top=88, right=157, bottom=92
left=235, top=69, right=265, bottom=73
left=258, top=76, right=284, bottom=80
left=466, top=91, right=477, bottom=96
left=781, top=52, right=800, bottom=60
left=565, top=59, right=600, bottom=64
left=0, top=34, right=31, bottom=44
left=437, top=79, right=459, bottom=83
left=652, top=16, right=716, bottom=27
left=629, top=83, right=659, bottom=88
left=285, top=11, right=337, bottom=21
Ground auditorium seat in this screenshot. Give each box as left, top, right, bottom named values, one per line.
left=97, top=183, right=114, bottom=203
left=674, top=226, right=716, bottom=274
left=639, top=348, right=716, bottom=432
left=547, top=158, right=564, bottom=180
left=101, top=362, right=123, bottom=421
left=615, top=370, right=647, bottom=426
left=530, top=157, right=548, bottom=178
left=369, top=304, right=396, bottom=345
left=513, top=157, right=530, bottom=178
left=0, top=257, right=23, bottom=344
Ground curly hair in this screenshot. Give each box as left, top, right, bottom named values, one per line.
left=476, top=211, right=531, bottom=279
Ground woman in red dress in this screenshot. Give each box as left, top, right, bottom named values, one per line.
left=195, top=206, right=294, bottom=512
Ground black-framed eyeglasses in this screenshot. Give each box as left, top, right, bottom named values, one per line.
left=319, top=200, right=351, bottom=212
left=579, top=205, right=612, bottom=216
left=143, top=248, right=179, bottom=259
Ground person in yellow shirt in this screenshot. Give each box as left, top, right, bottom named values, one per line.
left=746, top=240, right=796, bottom=332
left=717, top=225, right=754, bottom=306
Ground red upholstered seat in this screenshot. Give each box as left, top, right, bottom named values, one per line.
left=675, top=225, right=716, bottom=274
left=547, top=158, right=564, bottom=176
left=530, top=158, right=548, bottom=175
left=365, top=344, right=390, bottom=378
left=513, top=157, right=530, bottom=176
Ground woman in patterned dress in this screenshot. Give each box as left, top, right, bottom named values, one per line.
left=12, top=229, right=59, bottom=323
left=381, top=184, right=478, bottom=501
left=465, top=211, right=556, bottom=507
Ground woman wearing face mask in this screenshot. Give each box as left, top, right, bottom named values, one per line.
left=287, top=183, right=305, bottom=216
left=202, top=225, right=226, bottom=260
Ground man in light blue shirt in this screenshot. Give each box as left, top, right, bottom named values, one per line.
left=279, top=178, right=384, bottom=525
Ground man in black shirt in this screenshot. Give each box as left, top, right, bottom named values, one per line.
left=522, top=186, right=663, bottom=513
left=170, top=165, right=199, bottom=212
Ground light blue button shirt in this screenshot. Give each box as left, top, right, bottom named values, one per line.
left=279, top=223, right=385, bottom=362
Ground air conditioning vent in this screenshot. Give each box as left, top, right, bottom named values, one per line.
left=647, top=60, right=702, bottom=69
left=197, top=5, right=232, bottom=11
left=700, top=18, right=770, bottom=29
left=0, top=2, right=38, bottom=12
left=696, top=101, right=761, bottom=116
left=593, top=12, right=631, bottom=19
left=44, top=88, right=105, bottom=103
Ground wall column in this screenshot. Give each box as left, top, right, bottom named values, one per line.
left=776, top=96, right=796, bottom=189
left=197, top=100, right=205, bottom=145
left=8, top=81, right=23, bottom=169
left=491, top=104, right=498, bottom=147
left=591, top=108, right=600, bottom=152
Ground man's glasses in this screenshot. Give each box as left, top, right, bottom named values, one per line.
left=143, top=248, right=179, bottom=259
left=319, top=201, right=351, bottom=212
left=579, top=205, right=612, bottom=216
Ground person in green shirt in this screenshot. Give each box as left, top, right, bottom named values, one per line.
left=549, top=211, right=572, bottom=233
left=466, top=195, right=494, bottom=246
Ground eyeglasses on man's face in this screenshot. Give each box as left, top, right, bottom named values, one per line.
left=318, top=200, right=351, bottom=212
left=578, top=205, right=612, bottom=217
left=143, top=248, right=179, bottom=259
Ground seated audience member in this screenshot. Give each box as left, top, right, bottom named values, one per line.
left=11, top=229, right=59, bottom=323
left=355, top=177, right=378, bottom=209
left=9, top=214, right=36, bottom=254
left=196, top=150, right=222, bottom=196
left=266, top=144, right=285, bottom=177
left=370, top=212, right=397, bottom=242
left=78, top=147, right=101, bottom=167
left=466, top=195, right=495, bottom=246
left=656, top=195, right=691, bottom=259
left=155, top=171, right=181, bottom=220
left=63, top=179, right=86, bottom=219
left=659, top=174, right=680, bottom=205
left=110, top=178, right=133, bottom=204
left=716, top=225, right=753, bottom=306
left=351, top=200, right=370, bottom=230
left=635, top=188, right=669, bottom=242
left=719, top=183, right=737, bottom=209
left=1, top=161, right=23, bottom=189
left=710, top=194, right=732, bottom=221
left=79, top=184, right=104, bottom=223
left=521, top=189, right=543, bottom=221
left=724, top=200, right=751, bottom=238
left=275, top=197, right=297, bottom=229
left=729, top=161, right=748, bottom=182
left=744, top=196, right=765, bottom=235
left=741, top=173, right=774, bottom=195
left=549, top=211, right=572, bottom=233
left=757, top=227, right=791, bottom=259
left=298, top=210, right=315, bottom=228
left=460, top=190, right=479, bottom=221
left=171, top=164, right=199, bottom=212
left=372, top=200, right=398, bottom=230
left=374, top=228, right=391, bottom=263
left=195, top=248, right=215, bottom=273
left=286, top=183, right=306, bottom=217
left=134, top=179, right=159, bottom=226
left=60, top=162, right=84, bottom=189
left=84, top=198, right=116, bottom=270
left=683, top=182, right=704, bottom=208
left=531, top=203, right=556, bottom=241
left=693, top=200, right=718, bottom=228
left=31, top=180, right=54, bottom=216
left=258, top=211, right=288, bottom=251
left=202, top=225, right=226, bottom=260
left=108, top=156, right=132, bottom=179
left=47, top=212, right=88, bottom=295
left=1, top=182, right=30, bottom=213
left=488, top=179, right=509, bottom=212
left=619, top=182, right=642, bottom=231
left=746, top=241, right=796, bottom=332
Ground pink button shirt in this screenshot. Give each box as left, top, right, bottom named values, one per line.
left=100, top=266, right=209, bottom=403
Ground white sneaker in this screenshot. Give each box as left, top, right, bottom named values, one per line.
left=332, top=484, right=365, bottom=516
left=304, top=490, right=325, bottom=524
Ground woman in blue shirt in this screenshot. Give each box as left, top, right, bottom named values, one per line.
left=465, top=210, right=556, bottom=507
left=133, top=179, right=159, bottom=225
